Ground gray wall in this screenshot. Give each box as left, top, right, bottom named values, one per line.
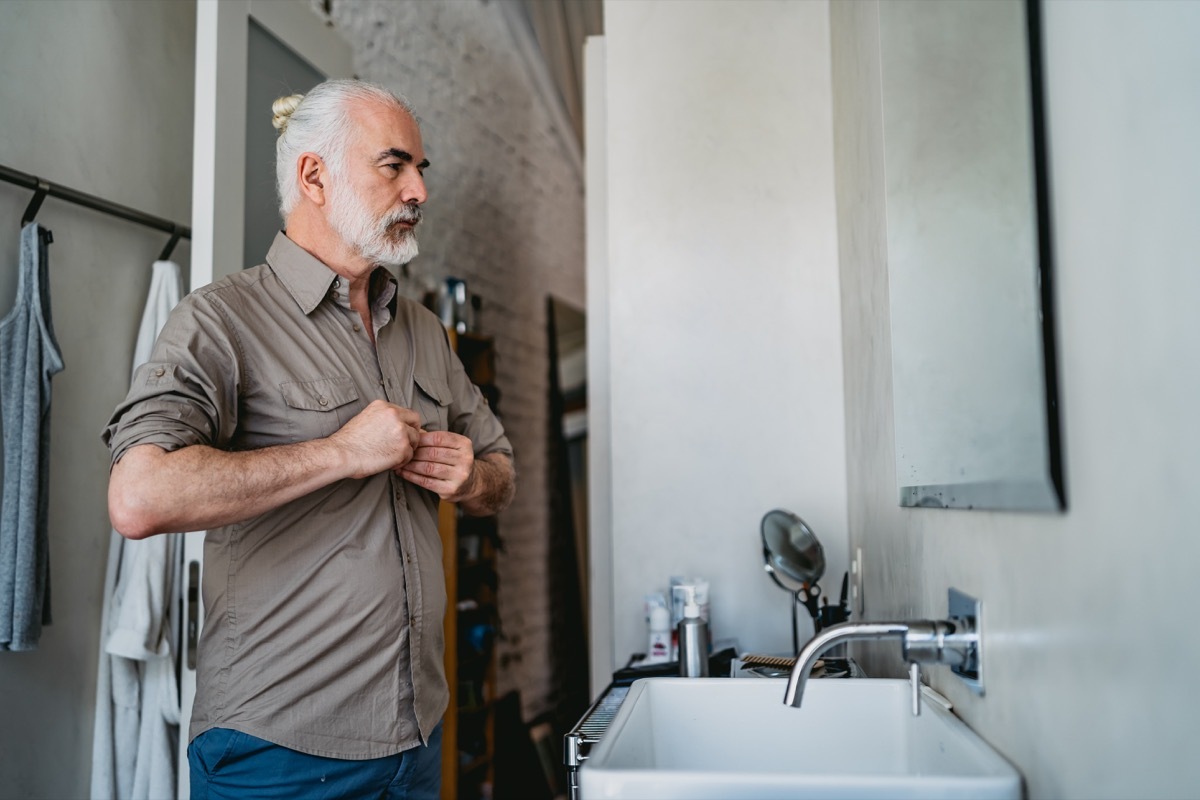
left=0, top=1, right=195, bottom=797
left=832, top=1, right=1200, bottom=797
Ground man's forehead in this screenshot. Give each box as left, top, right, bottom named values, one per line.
left=349, top=100, right=425, bottom=156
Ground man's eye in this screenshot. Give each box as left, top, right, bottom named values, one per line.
left=385, top=163, right=401, bottom=171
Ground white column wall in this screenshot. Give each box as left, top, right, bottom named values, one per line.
left=600, top=0, right=849, bottom=668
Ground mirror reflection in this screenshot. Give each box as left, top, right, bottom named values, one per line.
left=880, top=0, right=1064, bottom=511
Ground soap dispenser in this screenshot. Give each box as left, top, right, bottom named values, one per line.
left=678, top=587, right=709, bottom=677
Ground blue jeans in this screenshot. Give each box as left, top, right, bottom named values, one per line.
left=188, top=723, right=442, bottom=800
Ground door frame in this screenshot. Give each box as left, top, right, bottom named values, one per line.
left=182, top=3, right=352, bottom=795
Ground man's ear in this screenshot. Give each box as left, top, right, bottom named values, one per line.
left=297, top=152, right=327, bottom=206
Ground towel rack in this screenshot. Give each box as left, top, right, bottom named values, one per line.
left=0, top=163, right=192, bottom=261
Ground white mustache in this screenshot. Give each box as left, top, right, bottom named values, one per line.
left=384, top=205, right=422, bottom=227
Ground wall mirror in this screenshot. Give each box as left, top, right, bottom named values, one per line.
left=546, top=295, right=591, bottom=719
left=880, top=0, right=1064, bottom=511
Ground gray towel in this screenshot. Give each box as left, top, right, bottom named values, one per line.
left=0, top=222, right=64, bottom=651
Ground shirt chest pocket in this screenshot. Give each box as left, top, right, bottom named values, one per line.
left=279, top=376, right=362, bottom=441
left=412, top=373, right=451, bottom=432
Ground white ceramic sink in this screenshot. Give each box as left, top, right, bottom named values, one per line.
left=579, top=677, right=1021, bottom=799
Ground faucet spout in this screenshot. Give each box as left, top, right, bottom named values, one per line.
left=784, top=590, right=985, bottom=710
left=783, top=621, right=911, bottom=707
left=783, top=615, right=976, bottom=709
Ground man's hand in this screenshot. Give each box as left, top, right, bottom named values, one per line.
left=398, top=430, right=476, bottom=499
left=329, top=399, right=422, bottom=479
left=399, top=433, right=516, bottom=516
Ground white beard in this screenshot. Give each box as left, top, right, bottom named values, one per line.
left=326, top=182, right=421, bottom=268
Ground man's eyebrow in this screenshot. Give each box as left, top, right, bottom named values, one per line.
left=377, top=148, right=430, bottom=170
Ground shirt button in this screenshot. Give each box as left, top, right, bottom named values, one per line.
left=353, top=324, right=361, bottom=332
left=153, top=367, right=165, bottom=377
left=333, top=279, right=340, bottom=288
left=317, top=396, right=328, bottom=406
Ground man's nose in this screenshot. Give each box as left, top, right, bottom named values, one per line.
left=401, top=173, right=427, bottom=206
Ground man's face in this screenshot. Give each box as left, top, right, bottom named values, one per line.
left=326, top=99, right=429, bottom=268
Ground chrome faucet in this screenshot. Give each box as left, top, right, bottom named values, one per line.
left=783, top=611, right=980, bottom=716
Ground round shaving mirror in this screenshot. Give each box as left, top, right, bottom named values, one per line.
left=760, top=509, right=826, bottom=654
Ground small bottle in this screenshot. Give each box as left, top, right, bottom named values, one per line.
left=677, top=587, right=709, bottom=677
left=647, top=604, right=671, bottom=663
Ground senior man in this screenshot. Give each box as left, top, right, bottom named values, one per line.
left=104, top=79, right=515, bottom=799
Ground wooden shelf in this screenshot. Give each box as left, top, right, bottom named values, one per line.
left=440, top=329, right=500, bottom=800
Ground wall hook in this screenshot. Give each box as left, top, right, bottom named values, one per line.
left=158, top=224, right=183, bottom=261
left=21, top=179, right=50, bottom=227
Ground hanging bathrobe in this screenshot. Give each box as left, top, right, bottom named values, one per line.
left=0, top=222, right=64, bottom=652
left=91, top=260, right=183, bottom=800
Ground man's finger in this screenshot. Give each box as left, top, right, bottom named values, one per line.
left=389, top=405, right=422, bottom=427
left=417, top=430, right=468, bottom=449
left=410, top=445, right=463, bottom=465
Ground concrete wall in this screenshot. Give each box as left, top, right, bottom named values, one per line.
left=831, top=1, right=1200, bottom=796
left=599, top=0, right=850, bottom=668
left=0, top=2, right=196, bottom=797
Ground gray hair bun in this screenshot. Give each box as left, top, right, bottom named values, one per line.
left=271, top=93, right=305, bottom=134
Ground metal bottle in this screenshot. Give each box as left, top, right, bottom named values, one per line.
left=678, top=587, right=709, bottom=677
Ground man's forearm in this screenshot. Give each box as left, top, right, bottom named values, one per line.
left=455, top=453, right=516, bottom=517
left=109, top=439, right=347, bottom=539
left=110, top=399, right=424, bottom=539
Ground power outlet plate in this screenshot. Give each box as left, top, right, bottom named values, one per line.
left=948, top=587, right=984, bottom=696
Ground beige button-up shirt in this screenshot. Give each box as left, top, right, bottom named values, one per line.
left=103, top=233, right=511, bottom=759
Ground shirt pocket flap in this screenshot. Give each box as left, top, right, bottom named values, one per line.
left=279, top=376, right=359, bottom=411
left=413, top=373, right=452, bottom=407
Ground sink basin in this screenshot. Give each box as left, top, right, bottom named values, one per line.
left=579, top=677, right=1021, bottom=799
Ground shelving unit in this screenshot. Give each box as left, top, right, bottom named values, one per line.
left=440, top=330, right=502, bottom=800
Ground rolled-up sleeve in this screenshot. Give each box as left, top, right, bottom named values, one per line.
left=101, top=291, right=242, bottom=466
left=441, top=336, right=512, bottom=461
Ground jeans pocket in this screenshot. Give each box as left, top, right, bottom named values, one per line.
left=191, top=727, right=244, bottom=777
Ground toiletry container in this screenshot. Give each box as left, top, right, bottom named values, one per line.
left=647, top=604, right=671, bottom=664
left=678, top=588, right=709, bottom=677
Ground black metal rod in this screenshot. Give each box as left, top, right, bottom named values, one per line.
left=0, top=162, right=191, bottom=246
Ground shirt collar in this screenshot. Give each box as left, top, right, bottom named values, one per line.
left=264, top=231, right=397, bottom=316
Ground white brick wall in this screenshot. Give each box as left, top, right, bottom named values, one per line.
left=321, top=0, right=586, bottom=721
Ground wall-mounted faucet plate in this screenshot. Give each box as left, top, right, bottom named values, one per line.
left=948, top=587, right=984, bottom=695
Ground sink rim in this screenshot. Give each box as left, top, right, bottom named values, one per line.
left=580, top=676, right=1022, bottom=799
